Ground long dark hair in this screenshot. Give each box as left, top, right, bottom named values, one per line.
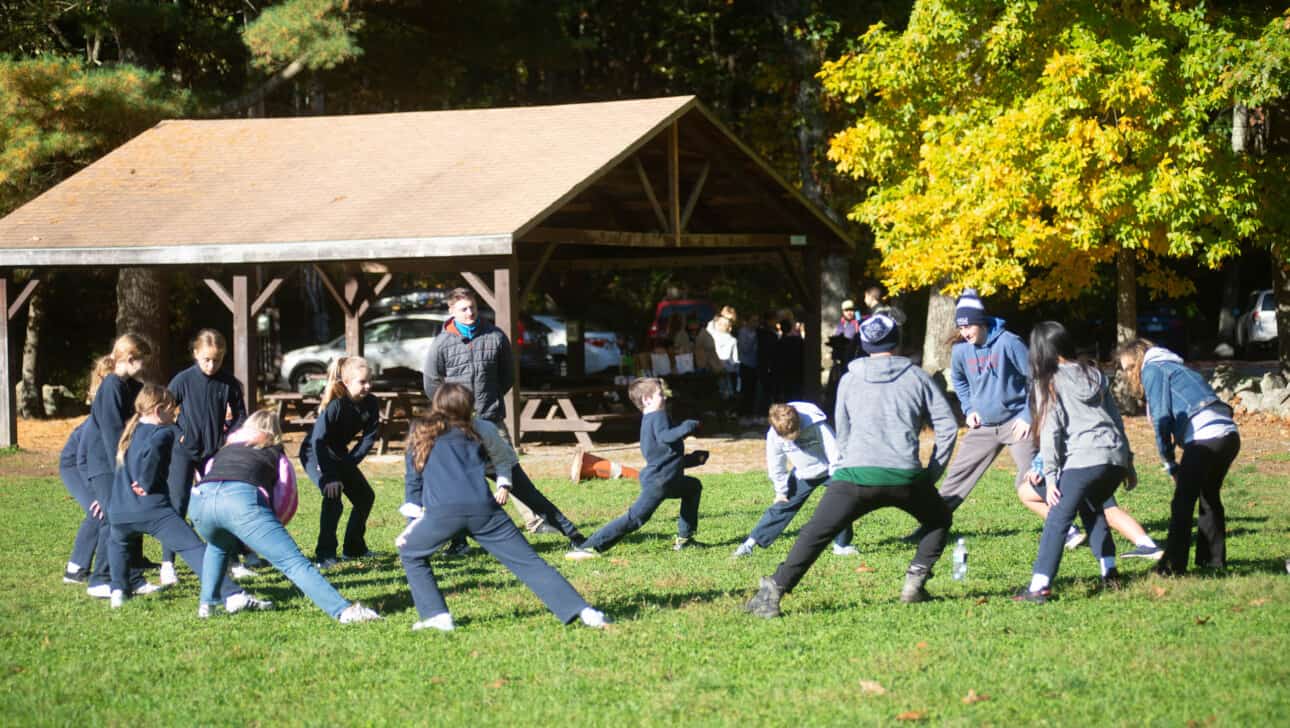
left=406, top=382, right=479, bottom=471
left=1027, top=321, right=1098, bottom=444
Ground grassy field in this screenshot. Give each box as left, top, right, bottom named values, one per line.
left=1, top=452, right=1288, bottom=726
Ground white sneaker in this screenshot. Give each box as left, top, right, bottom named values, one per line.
left=225, top=592, right=273, bottom=614
left=732, top=541, right=755, bottom=558
left=831, top=544, right=860, bottom=557
left=565, top=548, right=600, bottom=561
left=197, top=603, right=214, bottom=619
left=230, top=564, right=257, bottom=580
left=1064, top=529, right=1087, bottom=551
left=411, top=613, right=455, bottom=632
left=132, top=582, right=162, bottom=596
left=109, top=589, right=126, bottom=609
left=86, top=584, right=112, bottom=599
left=579, top=607, right=611, bottom=629
left=159, top=561, right=178, bottom=586
left=338, top=602, right=380, bottom=624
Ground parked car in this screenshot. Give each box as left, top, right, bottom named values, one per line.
left=279, top=313, right=447, bottom=391
left=1236, top=288, right=1277, bottom=354
left=531, top=314, right=622, bottom=375
left=646, top=298, right=715, bottom=342
left=1136, top=304, right=1188, bottom=358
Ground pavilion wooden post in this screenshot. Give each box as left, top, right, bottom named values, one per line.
left=204, top=274, right=284, bottom=406
left=312, top=265, right=393, bottom=357
left=0, top=275, right=40, bottom=448
left=495, top=256, right=521, bottom=443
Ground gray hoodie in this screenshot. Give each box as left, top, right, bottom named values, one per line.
left=835, top=355, right=958, bottom=484
left=1038, top=362, right=1132, bottom=489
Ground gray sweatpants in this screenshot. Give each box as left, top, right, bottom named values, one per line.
left=938, top=420, right=1036, bottom=511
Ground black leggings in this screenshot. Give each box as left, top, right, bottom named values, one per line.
left=1164, top=433, right=1240, bottom=572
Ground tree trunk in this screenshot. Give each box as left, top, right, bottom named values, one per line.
left=1216, top=258, right=1241, bottom=350
left=1115, top=248, right=1137, bottom=346
left=923, top=289, right=956, bottom=376
left=115, top=268, right=170, bottom=383
left=1274, top=249, right=1290, bottom=377
left=18, top=283, right=43, bottom=418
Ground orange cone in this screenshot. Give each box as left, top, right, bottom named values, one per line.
left=570, top=447, right=639, bottom=483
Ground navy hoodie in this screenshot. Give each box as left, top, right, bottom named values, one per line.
left=408, top=428, right=498, bottom=517
left=88, top=374, right=143, bottom=479
left=638, top=409, right=699, bottom=489
left=949, top=316, right=1031, bottom=426
left=299, top=394, right=381, bottom=486
left=109, top=422, right=179, bottom=525
left=168, top=364, right=247, bottom=461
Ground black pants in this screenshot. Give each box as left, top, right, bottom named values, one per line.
left=738, top=366, right=759, bottom=415
left=771, top=476, right=951, bottom=593
left=310, top=463, right=375, bottom=560
left=1164, top=433, right=1240, bottom=572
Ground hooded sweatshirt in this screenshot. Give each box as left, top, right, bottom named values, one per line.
left=950, top=316, right=1031, bottom=426
left=1140, top=347, right=1236, bottom=469
left=765, top=401, right=840, bottom=498
left=1037, top=362, right=1132, bottom=489
left=834, top=356, right=958, bottom=486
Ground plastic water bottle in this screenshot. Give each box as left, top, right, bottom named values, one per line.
left=952, top=538, right=968, bottom=581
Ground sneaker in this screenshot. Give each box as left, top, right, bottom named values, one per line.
left=338, top=602, right=380, bottom=624
left=444, top=541, right=472, bottom=557
left=565, top=547, right=600, bottom=561
left=578, top=607, right=611, bottom=629
left=316, top=557, right=341, bottom=570
left=900, top=565, right=932, bottom=604
left=230, top=564, right=257, bottom=580
left=831, top=544, right=860, bottom=557
left=63, top=569, right=89, bottom=585
left=225, top=592, right=273, bottom=614
left=86, top=584, right=112, bottom=599
left=1122, top=543, right=1164, bottom=561
left=1011, top=586, right=1052, bottom=604
left=568, top=534, right=588, bottom=550
left=532, top=521, right=562, bottom=535
left=1101, top=568, right=1124, bottom=591
left=242, top=553, right=267, bottom=569
left=132, top=582, right=162, bottom=596
left=197, top=603, right=213, bottom=619
left=411, top=613, right=455, bottom=632
left=745, top=576, right=784, bottom=618
left=1064, top=529, right=1087, bottom=551
left=732, top=541, right=755, bottom=559
left=109, top=589, right=126, bottom=609
left=159, top=562, right=178, bottom=587
left=673, top=536, right=702, bottom=551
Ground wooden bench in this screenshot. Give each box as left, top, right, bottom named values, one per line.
left=263, top=390, right=429, bottom=454
left=518, top=385, right=633, bottom=447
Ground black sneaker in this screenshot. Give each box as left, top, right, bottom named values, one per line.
left=744, top=576, right=783, bottom=618
left=62, top=569, right=89, bottom=585
left=1011, top=586, right=1052, bottom=604
left=1121, top=543, right=1163, bottom=560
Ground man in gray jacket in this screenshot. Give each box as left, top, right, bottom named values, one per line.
left=745, top=314, right=958, bottom=617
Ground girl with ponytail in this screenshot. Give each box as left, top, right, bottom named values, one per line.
left=299, top=356, right=381, bottom=568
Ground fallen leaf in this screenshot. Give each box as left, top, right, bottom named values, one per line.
left=429, top=676, right=445, bottom=685
left=610, top=558, right=629, bottom=566
left=974, top=597, right=989, bottom=605
left=1152, top=586, right=1167, bottom=598
left=488, top=678, right=508, bottom=689
left=1250, top=598, right=1268, bottom=607
left=962, top=689, right=990, bottom=704
left=855, top=563, right=876, bottom=573
left=470, top=650, right=480, bottom=658
left=859, top=680, right=886, bottom=696
left=895, top=710, right=927, bottom=721
left=915, top=641, right=928, bottom=650
left=1195, top=616, right=1212, bottom=626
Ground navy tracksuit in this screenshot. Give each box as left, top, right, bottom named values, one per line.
left=581, top=410, right=703, bottom=552
left=86, top=374, right=145, bottom=589
left=299, top=395, right=380, bottom=560
left=398, top=429, right=589, bottom=622
left=107, top=422, right=239, bottom=600
left=60, top=422, right=98, bottom=575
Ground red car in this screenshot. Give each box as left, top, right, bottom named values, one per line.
left=647, top=299, right=715, bottom=342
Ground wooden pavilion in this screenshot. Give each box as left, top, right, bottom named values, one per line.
left=0, top=96, right=853, bottom=446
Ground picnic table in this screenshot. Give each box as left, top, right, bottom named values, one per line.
left=263, top=390, right=430, bottom=455
left=518, top=384, right=639, bottom=447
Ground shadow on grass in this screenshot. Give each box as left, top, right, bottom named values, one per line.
left=599, top=587, right=736, bottom=620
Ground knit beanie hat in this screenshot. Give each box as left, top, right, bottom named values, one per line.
left=859, top=314, right=900, bottom=354
left=955, top=289, right=988, bottom=327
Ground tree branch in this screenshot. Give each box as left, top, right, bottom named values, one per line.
left=214, top=57, right=307, bottom=116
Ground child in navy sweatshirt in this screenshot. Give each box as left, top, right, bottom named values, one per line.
left=395, top=383, right=608, bottom=631
left=299, top=356, right=380, bottom=567
left=163, top=329, right=248, bottom=585
left=566, top=378, right=708, bottom=560
left=59, top=421, right=98, bottom=584
left=106, top=384, right=268, bottom=614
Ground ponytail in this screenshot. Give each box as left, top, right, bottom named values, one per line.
left=117, top=383, right=175, bottom=465
left=318, top=356, right=370, bottom=412
left=87, top=355, right=115, bottom=402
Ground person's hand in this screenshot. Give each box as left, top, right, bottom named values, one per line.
left=1045, top=484, right=1061, bottom=508
left=966, top=412, right=982, bottom=429
left=90, top=500, right=103, bottom=520
left=323, top=482, right=342, bottom=499
left=394, top=519, right=418, bottom=549
left=1125, top=468, right=1138, bottom=492
left=685, top=419, right=701, bottom=432
left=1026, top=470, right=1043, bottom=486
left=773, top=496, right=789, bottom=504
left=130, top=481, right=147, bottom=496
left=494, top=488, right=510, bottom=506
left=1010, top=419, right=1030, bottom=442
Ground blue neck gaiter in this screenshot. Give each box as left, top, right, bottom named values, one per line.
left=456, top=319, right=477, bottom=341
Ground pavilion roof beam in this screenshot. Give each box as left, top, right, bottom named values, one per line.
left=633, top=156, right=669, bottom=233
left=521, top=227, right=794, bottom=248
left=546, top=250, right=780, bottom=272
left=680, top=161, right=711, bottom=234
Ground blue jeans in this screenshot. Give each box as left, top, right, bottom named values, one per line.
left=582, top=476, right=702, bottom=552
left=61, top=461, right=99, bottom=570
left=748, top=474, right=853, bottom=549
left=398, top=509, right=588, bottom=622
left=190, top=481, right=350, bottom=618
left=1032, top=465, right=1123, bottom=580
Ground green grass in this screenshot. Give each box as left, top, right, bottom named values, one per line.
left=2, top=458, right=1288, bottom=726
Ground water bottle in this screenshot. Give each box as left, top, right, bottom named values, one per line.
left=952, top=538, right=968, bottom=581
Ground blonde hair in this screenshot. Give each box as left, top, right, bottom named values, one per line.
left=87, top=355, right=115, bottom=402
left=110, top=333, right=152, bottom=365
left=319, top=356, right=371, bottom=411
left=767, top=403, right=801, bottom=439
left=628, top=377, right=664, bottom=412
left=117, top=384, right=175, bottom=465
left=1114, top=338, right=1155, bottom=398
left=191, top=329, right=228, bottom=357
left=714, top=316, right=733, bottom=334
left=240, top=409, right=284, bottom=448
left=718, top=305, right=737, bottom=323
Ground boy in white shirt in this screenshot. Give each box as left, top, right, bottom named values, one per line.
left=733, top=402, right=858, bottom=558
